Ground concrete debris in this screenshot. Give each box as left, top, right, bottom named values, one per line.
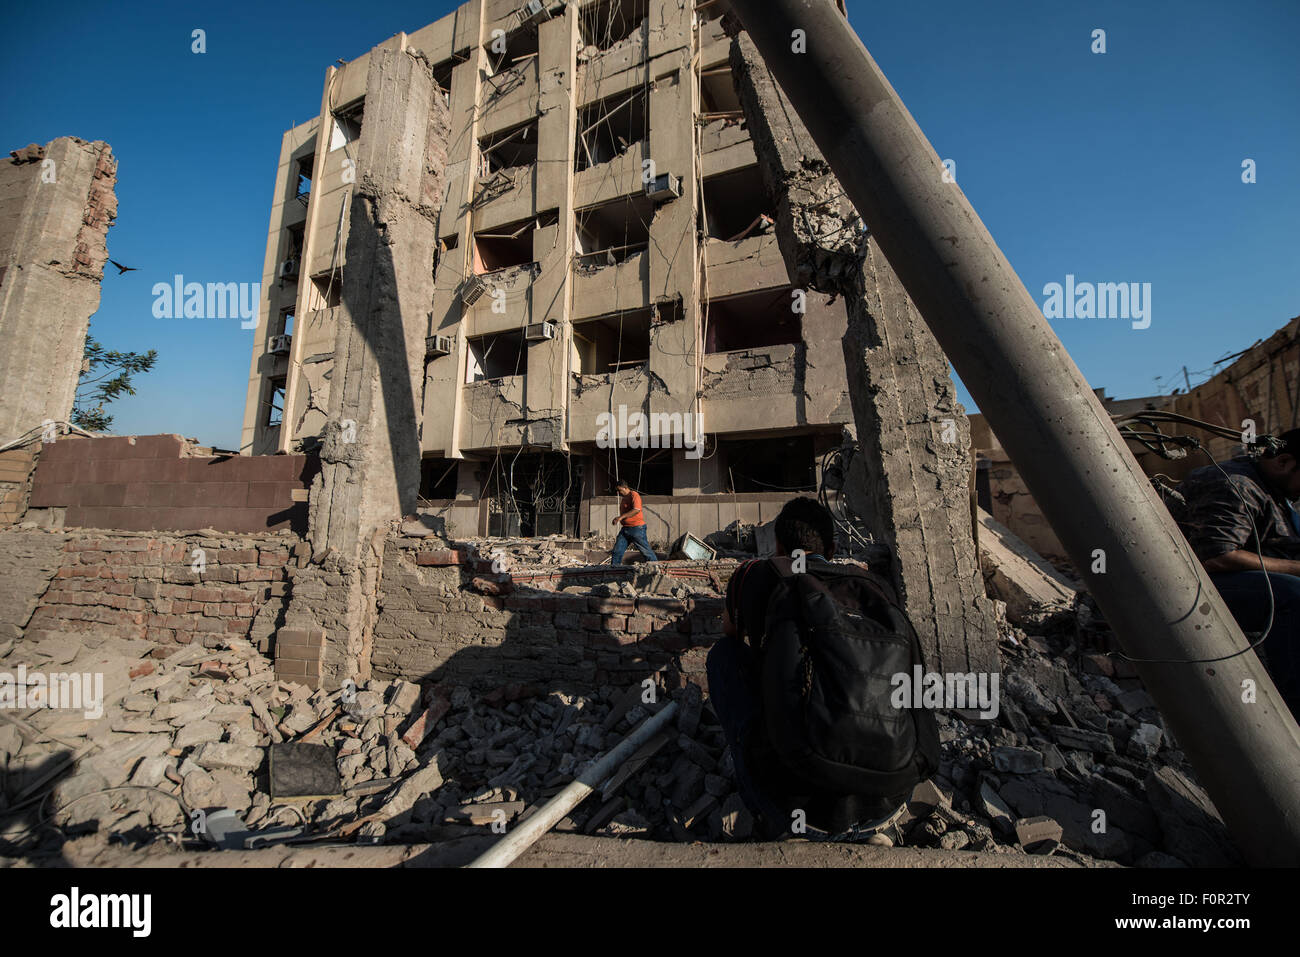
left=0, top=533, right=1239, bottom=869
left=1015, top=816, right=1064, bottom=854
left=975, top=509, right=1080, bottom=627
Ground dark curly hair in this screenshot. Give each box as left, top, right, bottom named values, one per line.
left=774, top=496, right=834, bottom=557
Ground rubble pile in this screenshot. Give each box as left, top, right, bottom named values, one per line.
left=0, top=589, right=1239, bottom=866
left=316, top=678, right=750, bottom=844
left=0, top=630, right=751, bottom=856
left=907, top=606, right=1240, bottom=867
left=459, top=537, right=590, bottom=569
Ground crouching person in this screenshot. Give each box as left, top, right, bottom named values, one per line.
left=707, top=497, right=938, bottom=842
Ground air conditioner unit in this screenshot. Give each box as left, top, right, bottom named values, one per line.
left=426, top=334, right=453, bottom=357
left=459, top=273, right=489, bottom=305
left=525, top=321, right=555, bottom=342
left=520, top=0, right=547, bottom=23
left=278, top=259, right=299, bottom=280
left=269, top=334, right=292, bottom=356
left=645, top=173, right=681, bottom=202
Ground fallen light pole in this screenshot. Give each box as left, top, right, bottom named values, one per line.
left=467, top=701, right=679, bottom=868
left=726, top=0, right=1300, bottom=864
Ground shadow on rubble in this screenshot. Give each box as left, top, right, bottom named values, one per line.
left=407, top=569, right=721, bottom=705
left=0, top=746, right=90, bottom=865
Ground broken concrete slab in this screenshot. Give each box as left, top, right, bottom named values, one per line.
left=1145, top=766, right=1239, bottom=866
left=975, top=509, right=1079, bottom=626
left=190, top=742, right=264, bottom=773
left=374, top=756, right=445, bottom=825
left=1015, top=816, right=1063, bottom=854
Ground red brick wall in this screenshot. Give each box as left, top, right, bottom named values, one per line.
left=28, top=434, right=317, bottom=533
left=27, top=532, right=295, bottom=654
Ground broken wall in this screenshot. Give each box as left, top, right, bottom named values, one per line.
left=372, top=538, right=723, bottom=691
left=285, top=45, right=452, bottom=692
left=1134, top=315, right=1300, bottom=481
left=3, top=529, right=297, bottom=653
left=0, top=444, right=37, bottom=525
left=0, top=138, right=116, bottom=444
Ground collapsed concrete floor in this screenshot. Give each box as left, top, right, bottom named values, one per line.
left=0, top=520, right=1239, bottom=867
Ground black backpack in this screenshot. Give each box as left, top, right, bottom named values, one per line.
left=755, top=557, right=939, bottom=806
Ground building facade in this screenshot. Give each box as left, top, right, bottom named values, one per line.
left=241, top=0, right=854, bottom=542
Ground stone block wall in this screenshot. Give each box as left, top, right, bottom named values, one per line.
left=372, top=540, right=727, bottom=692
left=24, top=531, right=296, bottom=654
left=0, top=527, right=69, bottom=643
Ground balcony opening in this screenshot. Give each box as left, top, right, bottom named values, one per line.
left=704, top=287, right=802, bottom=353
left=484, top=25, right=539, bottom=98
left=700, top=66, right=742, bottom=118
left=308, top=270, right=342, bottom=310
left=702, top=165, right=774, bottom=241
left=575, top=194, right=652, bottom=268
left=479, top=119, right=538, bottom=177
left=277, top=226, right=304, bottom=287
left=573, top=307, right=652, bottom=374
left=285, top=224, right=304, bottom=262
left=575, top=87, right=647, bottom=172
left=473, top=217, right=536, bottom=275
left=293, top=155, right=313, bottom=203
left=467, top=329, right=527, bottom=382
left=420, top=457, right=460, bottom=500
left=598, top=447, right=673, bottom=497
left=265, top=377, right=286, bottom=429
left=435, top=232, right=459, bottom=276
left=486, top=23, right=539, bottom=71
left=276, top=307, right=295, bottom=337
left=329, top=99, right=364, bottom=151
left=720, top=435, right=816, bottom=493
left=432, top=59, right=454, bottom=106
left=578, top=0, right=649, bottom=52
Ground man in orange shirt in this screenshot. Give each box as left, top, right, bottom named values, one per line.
left=610, top=478, right=659, bottom=564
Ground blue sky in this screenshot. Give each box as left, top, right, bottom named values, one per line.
left=1, top=0, right=1296, bottom=449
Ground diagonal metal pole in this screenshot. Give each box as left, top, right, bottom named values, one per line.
left=467, top=701, right=679, bottom=868
left=726, top=0, right=1300, bottom=865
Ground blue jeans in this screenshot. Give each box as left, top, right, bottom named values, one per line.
left=1211, top=571, right=1300, bottom=719
left=705, top=636, right=792, bottom=839
left=611, top=525, right=657, bottom=564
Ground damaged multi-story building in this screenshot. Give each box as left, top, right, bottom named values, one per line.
left=241, top=0, right=858, bottom=541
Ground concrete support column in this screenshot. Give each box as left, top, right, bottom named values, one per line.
left=647, top=50, right=702, bottom=433
left=730, top=30, right=1000, bottom=674
left=283, top=44, right=451, bottom=689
